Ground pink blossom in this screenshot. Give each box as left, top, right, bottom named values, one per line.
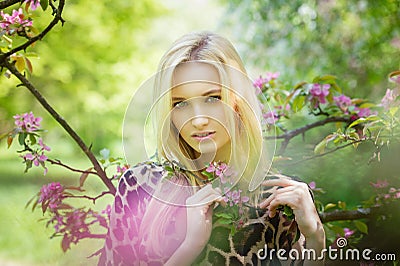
left=265, top=71, right=280, bottom=81
left=333, top=94, right=353, bottom=112
left=354, top=107, right=371, bottom=118
left=380, top=89, right=399, bottom=111
left=39, top=182, right=64, bottom=211
left=38, top=138, right=51, bottom=151
left=223, top=188, right=249, bottom=207
left=0, top=8, right=32, bottom=34
left=22, top=151, right=48, bottom=174
left=23, top=151, right=47, bottom=166
left=262, top=110, right=279, bottom=125
left=308, top=181, right=316, bottom=190
left=253, top=72, right=280, bottom=93
left=24, top=0, right=41, bottom=10
left=53, top=215, right=64, bottom=233
left=215, top=163, right=227, bottom=176
left=389, top=75, right=400, bottom=84
left=112, top=164, right=130, bottom=179
left=343, top=228, right=354, bottom=238
left=13, top=111, right=42, bottom=132
left=253, top=76, right=269, bottom=93
left=310, top=83, right=330, bottom=107
left=206, top=163, right=216, bottom=173
left=275, top=104, right=291, bottom=112
left=370, top=180, right=389, bottom=189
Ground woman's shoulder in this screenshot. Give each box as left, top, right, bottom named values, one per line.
left=116, top=160, right=165, bottom=196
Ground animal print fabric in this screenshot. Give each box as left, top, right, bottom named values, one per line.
left=98, top=162, right=305, bottom=266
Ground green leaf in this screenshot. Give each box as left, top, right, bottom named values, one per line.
left=214, top=212, right=233, bottom=219
left=29, top=133, right=36, bottom=145
left=40, top=0, right=49, bottom=11
left=348, top=115, right=380, bottom=129
left=283, top=205, right=294, bottom=219
left=314, top=139, right=327, bottom=154
left=324, top=203, right=337, bottom=211
left=354, top=220, right=368, bottom=234
left=318, top=74, right=337, bottom=82
left=164, top=165, right=173, bottom=172
left=327, top=223, right=345, bottom=236
left=216, top=218, right=233, bottom=225
left=338, top=201, right=346, bottom=210
left=389, top=106, right=399, bottom=116
left=18, top=132, right=27, bottom=146
left=359, top=102, right=376, bottom=109
left=292, top=95, right=305, bottom=112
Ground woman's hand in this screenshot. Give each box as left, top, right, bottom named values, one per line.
left=166, top=184, right=222, bottom=266
left=259, top=179, right=325, bottom=265
left=259, top=179, right=323, bottom=239
left=184, top=184, right=222, bottom=250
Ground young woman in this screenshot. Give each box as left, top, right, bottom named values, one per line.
left=98, top=31, right=325, bottom=265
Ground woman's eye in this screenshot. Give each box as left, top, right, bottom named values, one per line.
left=173, top=101, right=188, bottom=108
left=206, top=96, right=221, bottom=103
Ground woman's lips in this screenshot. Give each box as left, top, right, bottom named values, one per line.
left=191, top=131, right=216, bottom=141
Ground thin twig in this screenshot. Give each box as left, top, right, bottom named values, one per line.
left=4, top=60, right=116, bottom=195
left=47, top=158, right=98, bottom=175
left=0, top=0, right=21, bottom=10
left=282, top=139, right=367, bottom=166
left=1, top=0, right=116, bottom=195
left=265, top=116, right=352, bottom=155
left=265, top=116, right=352, bottom=141
left=0, top=0, right=66, bottom=60
left=66, top=191, right=113, bottom=204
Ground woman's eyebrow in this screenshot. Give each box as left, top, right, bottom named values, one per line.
left=172, top=88, right=221, bottom=101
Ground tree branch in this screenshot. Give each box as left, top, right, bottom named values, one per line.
left=319, top=208, right=374, bottom=223
left=66, top=191, right=112, bottom=204
left=3, top=61, right=116, bottom=195
left=265, top=116, right=352, bottom=155
left=283, top=139, right=367, bottom=166
left=0, top=0, right=116, bottom=195
left=47, top=158, right=98, bottom=175
left=0, top=0, right=21, bottom=10
left=0, top=0, right=66, bottom=60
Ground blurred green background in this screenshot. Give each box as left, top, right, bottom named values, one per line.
left=1, top=0, right=399, bottom=265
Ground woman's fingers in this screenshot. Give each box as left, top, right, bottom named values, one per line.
left=262, top=178, right=298, bottom=188
left=186, top=184, right=222, bottom=206
left=259, top=186, right=295, bottom=208
left=259, top=179, right=312, bottom=218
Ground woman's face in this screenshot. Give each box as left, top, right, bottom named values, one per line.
left=170, top=62, right=231, bottom=162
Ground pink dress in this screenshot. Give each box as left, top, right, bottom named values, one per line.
left=98, top=162, right=193, bottom=265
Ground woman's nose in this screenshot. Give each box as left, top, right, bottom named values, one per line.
left=191, top=115, right=209, bottom=129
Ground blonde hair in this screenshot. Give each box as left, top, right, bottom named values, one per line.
left=140, top=32, right=270, bottom=256
left=153, top=31, right=268, bottom=189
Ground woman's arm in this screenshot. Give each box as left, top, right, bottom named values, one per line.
left=259, top=179, right=326, bottom=265
left=165, top=184, right=222, bottom=266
